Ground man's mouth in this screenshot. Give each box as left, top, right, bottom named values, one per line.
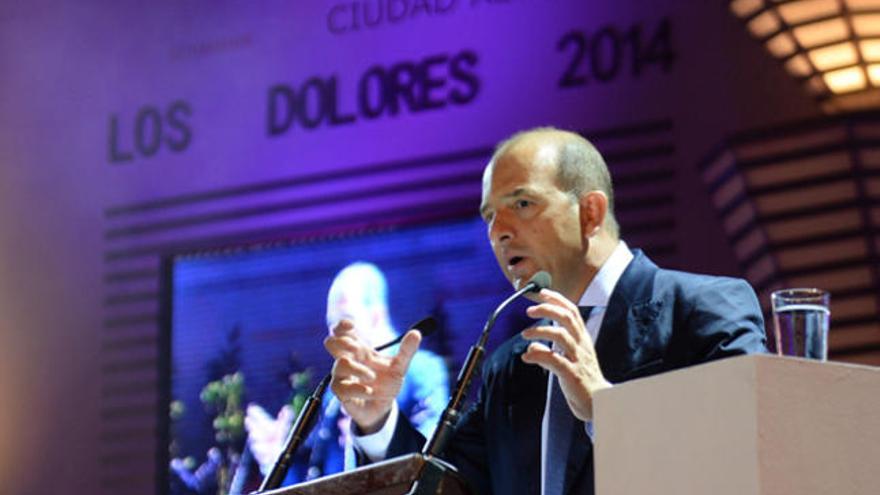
left=508, top=256, right=524, bottom=267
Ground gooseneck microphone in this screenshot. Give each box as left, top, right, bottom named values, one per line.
left=374, top=317, right=437, bottom=351
left=256, top=316, right=437, bottom=493
left=419, top=271, right=551, bottom=460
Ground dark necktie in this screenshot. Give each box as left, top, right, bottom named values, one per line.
left=545, top=306, right=594, bottom=495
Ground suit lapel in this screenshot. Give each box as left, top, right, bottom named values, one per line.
left=594, top=250, right=659, bottom=382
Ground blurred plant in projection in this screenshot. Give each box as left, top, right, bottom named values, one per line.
left=170, top=399, right=187, bottom=420
left=198, top=371, right=246, bottom=495
left=287, top=367, right=312, bottom=417
left=170, top=325, right=249, bottom=495
left=201, top=371, right=246, bottom=445
left=169, top=399, right=196, bottom=467
left=170, top=327, right=320, bottom=494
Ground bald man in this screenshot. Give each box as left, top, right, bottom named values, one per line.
left=325, top=128, right=767, bottom=495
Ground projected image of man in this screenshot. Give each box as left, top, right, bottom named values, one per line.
left=245, top=261, right=449, bottom=485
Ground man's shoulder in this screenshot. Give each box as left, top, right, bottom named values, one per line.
left=656, top=265, right=744, bottom=283
left=653, top=266, right=753, bottom=297
left=625, top=249, right=755, bottom=301
left=622, top=250, right=768, bottom=362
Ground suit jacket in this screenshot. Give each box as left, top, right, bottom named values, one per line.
left=384, top=250, right=768, bottom=495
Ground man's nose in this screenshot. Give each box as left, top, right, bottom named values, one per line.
left=489, top=210, right=514, bottom=244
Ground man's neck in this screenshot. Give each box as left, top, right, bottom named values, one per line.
left=567, top=234, right=619, bottom=302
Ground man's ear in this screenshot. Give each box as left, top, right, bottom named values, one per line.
left=579, top=191, right=608, bottom=238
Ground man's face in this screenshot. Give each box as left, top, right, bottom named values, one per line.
left=326, top=293, right=378, bottom=346
left=479, top=141, right=590, bottom=301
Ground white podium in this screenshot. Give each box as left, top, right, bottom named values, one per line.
left=593, top=355, right=880, bottom=495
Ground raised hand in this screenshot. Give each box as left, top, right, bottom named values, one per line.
left=520, top=289, right=611, bottom=421
left=324, top=319, right=422, bottom=434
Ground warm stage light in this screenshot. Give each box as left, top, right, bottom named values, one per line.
left=730, top=0, right=880, bottom=112
left=869, top=63, right=880, bottom=83
left=825, top=65, right=867, bottom=92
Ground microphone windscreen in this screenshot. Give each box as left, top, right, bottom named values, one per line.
left=528, top=271, right=552, bottom=292
left=373, top=316, right=437, bottom=352
left=408, top=316, right=437, bottom=338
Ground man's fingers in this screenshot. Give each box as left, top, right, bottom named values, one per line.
left=526, top=289, right=588, bottom=341
left=392, top=329, right=422, bottom=374
left=331, top=379, right=374, bottom=400
left=521, top=325, right=577, bottom=358
left=332, top=378, right=399, bottom=402
left=333, top=355, right=378, bottom=382
left=329, top=319, right=357, bottom=337
left=527, top=303, right=583, bottom=337
left=324, top=333, right=371, bottom=361
left=521, top=342, right=574, bottom=377
left=538, top=288, right=579, bottom=310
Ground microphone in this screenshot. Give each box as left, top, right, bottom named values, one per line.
left=374, top=316, right=437, bottom=351
left=256, top=316, right=437, bottom=492
left=408, top=272, right=549, bottom=495
left=527, top=271, right=551, bottom=293
left=419, top=272, right=551, bottom=459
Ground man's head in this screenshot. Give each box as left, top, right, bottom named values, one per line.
left=479, top=127, right=619, bottom=302
left=326, top=262, right=397, bottom=348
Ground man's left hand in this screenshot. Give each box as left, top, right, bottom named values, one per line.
left=520, top=288, right=611, bottom=421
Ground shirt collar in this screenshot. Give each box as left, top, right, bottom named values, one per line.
left=577, top=240, right=633, bottom=308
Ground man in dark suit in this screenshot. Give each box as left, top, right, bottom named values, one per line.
left=324, top=128, right=767, bottom=495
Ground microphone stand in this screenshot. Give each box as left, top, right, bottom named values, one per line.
left=256, top=373, right=331, bottom=492
left=409, top=277, right=545, bottom=495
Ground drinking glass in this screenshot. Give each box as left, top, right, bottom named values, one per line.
left=770, top=288, right=830, bottom=361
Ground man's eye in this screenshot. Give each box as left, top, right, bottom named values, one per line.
left=515, top=200, right=531, bottom=209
